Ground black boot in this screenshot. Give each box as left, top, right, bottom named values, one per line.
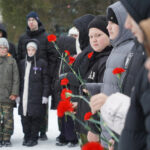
left=39, top=133, right=48, bottom=141
left=0, top=141, right=3, bottom=147
left=68, top=140, right=78, bottom=147
left=26, top=140, right=38, bottom=147
left=3, top=140, right=12, bottom=147
left=56, top=138, right=69, bottom=146
left=22, top=139, right=28, bottom=146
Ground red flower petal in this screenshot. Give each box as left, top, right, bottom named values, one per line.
left=47, top=34, right=57, bottom=42
left=60, top=78, right=69, bottom=86
left=68, top=56, right=75, bottom=65
left=84, top=112, right=92, bottom=121
left=112, top=67, right=125, bottom=75
left=64, top=50, right=70, bottom=56
left=82, top=142, right=104, bottom=150
left=88, top=52, right=94, bottom=59
left=61, top=88, right=72, bottom=101
left=57, top=100, right=74, bottom=117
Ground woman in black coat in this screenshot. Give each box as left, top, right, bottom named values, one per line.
left=18, top=39, right=49, bottom=147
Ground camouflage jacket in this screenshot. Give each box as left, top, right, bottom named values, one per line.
left=0, top=55, right=19, bottom=103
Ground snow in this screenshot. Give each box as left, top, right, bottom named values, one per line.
left=3, top=101, right=80, bottom=150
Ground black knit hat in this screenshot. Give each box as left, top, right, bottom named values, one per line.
left=107, top=8, right=118, bottom=25
left=26, top=11, right=41, bottom=25
left=88, top=15, right=109, bottom=36
left=120, top=0, right=150, bottom=23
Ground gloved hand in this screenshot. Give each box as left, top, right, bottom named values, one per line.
left=42, top=97, right=48, bottom=104
left=16, top=96, right=20, bottom=104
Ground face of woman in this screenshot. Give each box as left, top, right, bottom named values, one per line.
left=107, top=21, right=119, bottom=40
left=89, top=28, right=110, bottom=52
left=125, top=14, right=144, bottom=43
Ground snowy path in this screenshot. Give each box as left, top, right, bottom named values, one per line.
left=3, top=105, right=80, bottom=150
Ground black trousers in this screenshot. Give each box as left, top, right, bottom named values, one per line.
left=59, top=116, right=78, bottom=142
left=21, top=115, right=42, bottom=141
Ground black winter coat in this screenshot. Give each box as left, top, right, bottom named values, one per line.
left=17, top=24, right=58, bottom=94
left=68, top=46, right=112, bottom=134
left=119, top=67, right=150, bottom=150
left=122, top=39, right=146, bottom=96
left=51, top=35, right=76, bottom=109
left=18, top=58, right=49, bottom=117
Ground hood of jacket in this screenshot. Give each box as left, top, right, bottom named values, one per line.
left=25, top=38, right=40, bottom=61
left=107, top=1, right=134, bottom=47
left=57, top=35, right=76, bottom=55
left=120, top=0, right=150, bottom=23
left=0, top=23, right=7, bottom=38
left=73, top=14, right=95, bottom=51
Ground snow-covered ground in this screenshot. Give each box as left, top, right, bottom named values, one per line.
left=3, top=102, right=80, bottom=150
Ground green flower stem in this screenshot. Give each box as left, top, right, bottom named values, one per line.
left=53, top=42, right=61, bottom=56
left=66, top=93, right=89, bottom=105
left=88, top=118, right=119, bottom=143
left=100, top=119, right=119, bottom=143
left=66, top=112, right=110, bottom=145
left=65, top=112, right=91, bottom=131
left=53, top=41, right=84, bottom=85
left=62, top=57, right=84, bottom=85
left=117, top=73, right=122, bottom=92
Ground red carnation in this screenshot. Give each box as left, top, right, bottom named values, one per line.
left=112, top=68, right=125, bottom=75
left=61, top=88, right=72, bottom=101
left=88, top=52, right=94, bottom=59
left=68, top=56, right=75, bottom=65
left=64, top=50, right=70, bottom=56
left=47, top=34, right=57, bottom=42
left=84, top=112, right=92, bottom=121
left=60, top=78, right=69, bottom=86
left=57, top=100, right=74, bottom=117
left=82, top=142, right=104, bottom=150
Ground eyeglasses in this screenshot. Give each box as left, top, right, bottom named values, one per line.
left=0, top=47, right=7, bottom=50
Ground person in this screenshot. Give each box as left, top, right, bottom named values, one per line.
left=88, top=2, right=146, bottom=150
left=18, top=39, right=49, bottom=147
left=118, top=0, right=150, bottom=150
left=68, top=26, right=79, bottom=39
left=72, top=15, right=112, bottom=146
left=17, top=11, right=57, bottom=140
left=68, top=26, right=81, bottom=56
left=0, top=23, right=17, bottom=60
left=0, top=37, right=19, bottom=147
left=89, top=11, right=147, bottom=136
left=55, top=35, right=78, bottom=147
left=61, top=14, right=94, bottom=146
left=90, top=0, right=150, bottom=149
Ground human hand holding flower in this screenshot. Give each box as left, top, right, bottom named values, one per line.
left=87, top=131, right=99, bottom=142
left=90, top=93, right=108, bottom=114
